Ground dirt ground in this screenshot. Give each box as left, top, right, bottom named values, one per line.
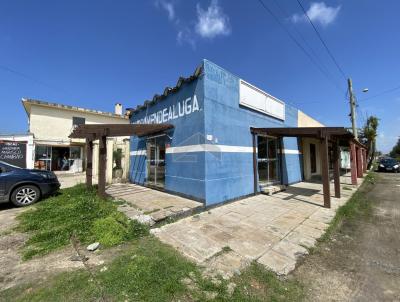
left=0, top=203, right=126, bottom=291
left=294, top=172, right=400, bottom=302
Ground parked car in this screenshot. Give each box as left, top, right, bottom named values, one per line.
left=378, top=158, right=400, bottom=173
left=0, top=161, right=60, bottom=207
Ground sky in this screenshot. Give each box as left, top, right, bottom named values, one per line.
left=1, top=0, right=399, bottom=153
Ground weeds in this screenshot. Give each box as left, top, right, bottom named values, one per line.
left=17, top=184, right=148, bottom=259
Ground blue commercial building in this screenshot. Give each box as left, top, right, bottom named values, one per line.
left=128, top=60, right=323, bottom=206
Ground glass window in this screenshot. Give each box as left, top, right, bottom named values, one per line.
left=35, top=145, right=52, bottom=170
left=70, top=146, right=81, bottom=159
left=72, top=117, right=85, bottom=127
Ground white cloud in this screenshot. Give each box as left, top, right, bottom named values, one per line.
left=195, top=0, right=231, bottom=39
left=177, top=28, right=196, bottom=49
left=155, top=0, right=175, bottom=21
left=292, top=2, right=341, bottom=26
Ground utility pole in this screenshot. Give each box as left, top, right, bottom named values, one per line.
left=348, top=78, right=358, bottom=140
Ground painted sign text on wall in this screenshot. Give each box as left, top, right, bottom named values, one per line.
left=135, top=95, right=200, bottom=124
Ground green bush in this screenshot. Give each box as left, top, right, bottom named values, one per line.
left=17, top=184, right=148, bottom=259
left=92, top=213, right=149, bottom=247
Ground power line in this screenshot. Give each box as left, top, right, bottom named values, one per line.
left=0, top=64, right=72, bottom=96
left=270, top=0, right=344, bottom=91
left=256, top=0, right=345, bottom=93
left=358, top=84, right=400, bottom=102
left=295, top=0, right=347, bottom=80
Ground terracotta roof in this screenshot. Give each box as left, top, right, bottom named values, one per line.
left=126, top=64, right=203, bottom=116
left=22, top=98, right=129, bottom=119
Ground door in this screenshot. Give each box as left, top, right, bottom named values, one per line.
left=257, top=136, right=280, bottom=186
left=146, top=136, right=166, bottom=188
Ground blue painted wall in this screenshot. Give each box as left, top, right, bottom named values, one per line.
left=129, top=60, right=303, bottom=206
left=130, top=76, right=207, bottom=201
left=202, top=60, right=302, bottom=205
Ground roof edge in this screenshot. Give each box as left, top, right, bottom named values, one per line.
left=22, top=98, right=128, bottom=119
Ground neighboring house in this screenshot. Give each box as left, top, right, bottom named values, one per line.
left=128, top=60, right=354, bottom=206
left=19, top=99, right=130, bottom=182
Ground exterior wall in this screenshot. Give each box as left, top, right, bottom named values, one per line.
left=297, top=110, right=324, bottom=127
left=29, top=104, right=128, bottom=144
left=302, top=138, right=322, bottom=180
left=202, top=60, right=301, bottom=205
left=129, top=76, right=206, bottom=201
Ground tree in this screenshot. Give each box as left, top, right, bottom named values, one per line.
left=389, top=138, right=400, bottom=159
left=359, top=116, right=379, bottom=169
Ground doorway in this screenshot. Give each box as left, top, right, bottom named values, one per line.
left=146, top=135, right=166, bottom=188
left=257, top=136, right=280, bottom=186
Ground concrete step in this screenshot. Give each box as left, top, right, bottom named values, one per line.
left=260, top=185, right=286, bottom=195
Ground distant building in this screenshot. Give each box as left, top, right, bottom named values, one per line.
left=17, top=99, right=130, bottom=182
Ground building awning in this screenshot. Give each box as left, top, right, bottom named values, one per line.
left=69, top=123, right=174, bottom=139
left=250, top=127, right=366, bottom=149
left=250, top=126, right=368, bottom=209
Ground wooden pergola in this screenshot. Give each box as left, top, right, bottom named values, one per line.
left=250, top=127, right=367, bottom=208
left=69, top=123, right=173, bottom=197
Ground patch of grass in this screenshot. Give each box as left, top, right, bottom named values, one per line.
left=1, top=237, right=304, bottom=302
left=228, top=263, right=304, bottom=302
left=17, top=184, right=148, bottom=259
left=343, top=186, right=352, bottom=191
left=318, top=172, right=376, bottom=243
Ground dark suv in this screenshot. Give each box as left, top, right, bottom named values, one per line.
left=0, top=161, right=60, bottom=207
left=378, top=158, right=400, bottom=173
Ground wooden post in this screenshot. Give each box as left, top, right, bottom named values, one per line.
left=320, top=133, right=331, bottom=208
left=356, top=147, right=363, bottom=178
left=252, top=133, right=258, bottom=194
left=86, top=138, right=93, bottom=188
left=350, top=142, right=357, bottom=185
left=362, top=149, right=367, bottom=172
left=333, top=140, right=341, bottom=199
left=98, top=135, right=107, bottom=197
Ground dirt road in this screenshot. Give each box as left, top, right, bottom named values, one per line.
left=295, top=172, right=400, bottom=301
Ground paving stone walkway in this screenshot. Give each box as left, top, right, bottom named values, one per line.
left=106, top=183, right=203, bottom=225
left=153, top=175, right=362, bottom=276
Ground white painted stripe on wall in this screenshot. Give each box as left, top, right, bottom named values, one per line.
left=130, top=150, right=146, bottom=156
left=130, top=146, right=300, bottom=155
left=281, top=149, right=302, bottom=155
left=166, top=144, right=254, bottom=154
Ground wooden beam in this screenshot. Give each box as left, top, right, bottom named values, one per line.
left=356, top=147, right=363, bottom=178
left=85, top=139, right=93, bottom=188
left=98, top=135, right=107, bottom=198
left=350, top=142, right=358, bottom=185
left=333, top=140, right=341, bottom=199
left=250, top=127, right=351, bottom=138
left=69, top=123, right=174, bottom=139
left=320, top=134, right=331, bottom=208
left=252, top=133, right=258, bottom=194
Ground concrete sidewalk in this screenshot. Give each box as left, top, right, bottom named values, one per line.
left=153, top=175, right=362, bottom=276
left=106, top=183, right=203, bottom=225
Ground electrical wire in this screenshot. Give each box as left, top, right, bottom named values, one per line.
left=256, top=0, right=345, bottom=93
left=0, top=64, right=72, bottom=96
left=270, top=0, right=344, bottom=92
left=295, top=0, right=347, bottom=80
left=358, top=84, right=400, bottom=102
